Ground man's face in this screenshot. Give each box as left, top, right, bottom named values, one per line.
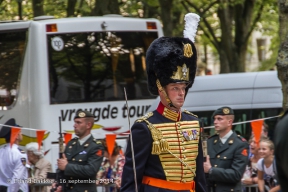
left=161, top=83, right=187, bottom=110
left=213, top=115, right=232, bottom=133
left=73, top=118, right=90, bottom=138
left=17, top=130, right=23, bottom=142
left=27, top=151, right=37, bottom=164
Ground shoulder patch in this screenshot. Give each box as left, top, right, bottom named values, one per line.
left=135, top=112, right=153, bottom=123
left=183, top=110, right=198, bottom=118
left=18, top=148, right=25, bottom=154
left=237, top=135, right=247, bottom=142
left=21, top=157, right=26, bottom=166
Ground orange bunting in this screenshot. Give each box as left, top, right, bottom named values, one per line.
left=251, top=120, right=264, bottom=147
left=36, top=130, right=45, bottom=150
left=64, top=133, right=72, bottom=145
left=10, top=127, right=21, bottom=148
left=241, top=149, right=248, bottom=156
left=119, top=149, right=124, bottom=156
left=106, top=134, right=116, bottom=157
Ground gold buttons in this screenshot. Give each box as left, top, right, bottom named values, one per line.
left=214, top=165, right=218, bottom=167
left=70, top=186, right=73, bottom=189
left=79, top=159, right=82, bottom=162
left=182, top=146, right=185, bottom=151
left=224, top=157, right=227, bottom=159
left=217, top=155, right=220, bottom=158
left=177, top=123, right=181, bottom=127
left=183, top=155, right=186, bottom=159
left=69, top=146, right=72, bottom=148
left=231, top=189, right=234, bottom=191
left=72, top=158, right=75, bottom=161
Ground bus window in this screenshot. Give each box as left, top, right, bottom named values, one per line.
left=0, top=29, right=27, bottom=110
left=48, top=31, right=158, bottom=104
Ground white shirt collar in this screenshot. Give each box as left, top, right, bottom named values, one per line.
left=220, top=130, right=233, bottom=144
left=78, top=134, right=91, bottom=145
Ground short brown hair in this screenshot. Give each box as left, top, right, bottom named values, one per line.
left=100, top=139, right=120, bottom=156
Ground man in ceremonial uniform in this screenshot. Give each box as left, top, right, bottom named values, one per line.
left=0, top=118, right=28, bottom=192
left=121, top=13, right=207, bottom=192
left=56, top=110, right=104, bottom=192
left=203, top=107, right=249, bottom=192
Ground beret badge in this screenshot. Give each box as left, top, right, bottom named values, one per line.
left=78, top=112, right=86, bottom=118
left=223, top=108, right=230, bottom=114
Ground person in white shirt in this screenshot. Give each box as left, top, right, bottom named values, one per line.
left=257, top=139, right=281, bottom=192
left=0, top=118, right=28, bottom=192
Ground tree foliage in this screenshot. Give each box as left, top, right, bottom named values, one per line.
left=180, top=0, right=277, bottom=73
left=0, top=0, right=279, bottom=74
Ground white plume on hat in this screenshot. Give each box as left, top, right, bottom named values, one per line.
left=183, top=13, right=200, bottom=43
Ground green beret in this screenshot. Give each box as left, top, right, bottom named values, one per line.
left=74, top=110, right=94, bottom=119
left=212, top=106, right=234, bottom=117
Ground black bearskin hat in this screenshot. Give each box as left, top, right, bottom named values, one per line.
left=146, top=13, right=200, bottom=95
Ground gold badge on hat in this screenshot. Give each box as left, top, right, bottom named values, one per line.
left=223, top=108, right=230, bottom=114
left=171, top=64, right=190, bottom=81
left=183, top=43, right=193, bottom=58
left=78, top=112, right=86, bottom=117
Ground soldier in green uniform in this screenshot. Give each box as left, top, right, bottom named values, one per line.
left=121, top=13, right=207, bottom=192
left=203, top=107, right=249, bottom=192
left=56, top=110, right=104, bottom=192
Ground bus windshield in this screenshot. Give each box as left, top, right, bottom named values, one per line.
left=48, top=31, right=158, bottom=104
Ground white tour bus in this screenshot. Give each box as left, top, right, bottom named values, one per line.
left=0, top=15, right=163, bottom=170
left=149, top=71, right=283, bottom=140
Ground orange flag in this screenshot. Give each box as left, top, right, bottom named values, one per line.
left=119, top=148, right=124, bottom=156
left=251, top=119, right=264, bottom=147
left=10, top=127, right=21, bottom=147
left=36, top=130, right=45, bottom=150
left=106, top=134, right=116, bottom=157
left=64, top=133, right=72, bottom=145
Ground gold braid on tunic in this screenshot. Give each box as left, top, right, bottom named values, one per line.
left=136, top=111, right=200, bottom=179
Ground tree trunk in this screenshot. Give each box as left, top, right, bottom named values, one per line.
left=158, top=0, right=173, bottom=36
left=92, top=0, right=119, bottom=16
left=32, top=0, right=44, bottom=17
left=217, top=4, right=234, bottom=73
left=216, top=0, right=254, bottom=73
left=17, top=0, right=22, bottom=20
left=67, top=0, right=77, bottom=17
left=276, top=0, right=288, bottom=110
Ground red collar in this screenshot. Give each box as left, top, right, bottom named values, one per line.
left=156, top=102, right=181, bottom=121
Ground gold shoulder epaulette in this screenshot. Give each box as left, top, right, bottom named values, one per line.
left=237, top=135, right=247, bottom=142
left=183, top=110, right=198, bottom=118
left=135, top=112, right=153, bottom=123
left=93, top=138, right=102, bottom=144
